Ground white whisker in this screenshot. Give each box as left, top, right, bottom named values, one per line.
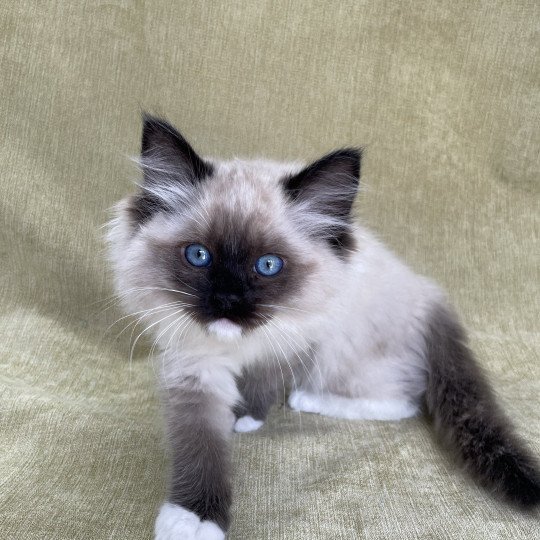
left=128, top=309, right=185, bottom=371
left=106, top=301, right=190, bottom=334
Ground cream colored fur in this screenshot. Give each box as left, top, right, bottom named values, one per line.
left=108, top=157, right=447, bottom=539
left=108, top=157, right=444, bottom=416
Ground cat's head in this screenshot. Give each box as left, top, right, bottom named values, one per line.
left=108, top=115, right=361, bottom=342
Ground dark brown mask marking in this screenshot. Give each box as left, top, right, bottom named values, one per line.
left=158, top=216, right=308, bottom=331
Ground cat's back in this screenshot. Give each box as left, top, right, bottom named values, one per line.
left=328, top=226, right=444, bottom=345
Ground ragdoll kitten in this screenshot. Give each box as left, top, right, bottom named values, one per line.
left=108, top=115, right=540, bottom=540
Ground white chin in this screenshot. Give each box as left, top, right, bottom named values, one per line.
left=207, top=318, right=243, bottom=341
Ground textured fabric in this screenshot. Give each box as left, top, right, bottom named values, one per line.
left=1, top=1, right=539, bottom=538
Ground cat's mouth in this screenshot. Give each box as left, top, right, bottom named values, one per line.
left=206, top=318, right=243, bottom=341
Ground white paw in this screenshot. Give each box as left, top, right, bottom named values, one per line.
left=288, top=390, right=321, bottom=413
left=234, top=415, right=264, bottom=433
left=155, top=503, right=225, bottom=540
left=288, top=390, right=418, bottom=421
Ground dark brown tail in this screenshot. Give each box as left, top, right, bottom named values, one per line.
left=424, top=304, right=540, bottom=508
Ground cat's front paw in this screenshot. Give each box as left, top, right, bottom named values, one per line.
left=155, top=503, right=225, bottom=540
left=234, top=415, right=264, bottom=433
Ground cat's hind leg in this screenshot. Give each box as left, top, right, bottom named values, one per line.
left=289, top=348, right=425, bottom=421
left=288, top=389, right=418, bottom=421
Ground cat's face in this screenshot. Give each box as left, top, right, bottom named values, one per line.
left=143, top=182, right=310, bottom=338
left=109, top=115, right=361, bottom=342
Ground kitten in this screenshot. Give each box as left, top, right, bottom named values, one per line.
left=108, top=115, right=540, bottom=540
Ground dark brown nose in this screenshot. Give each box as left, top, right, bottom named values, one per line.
left=212, top=292, right=242, bottom=312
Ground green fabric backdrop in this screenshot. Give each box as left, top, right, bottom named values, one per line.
left=1, top=1, right=538, bottom=538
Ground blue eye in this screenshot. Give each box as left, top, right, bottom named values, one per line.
left=185, top=244, right=212, bottom=267
left=255, top=254, right=283, bottom=276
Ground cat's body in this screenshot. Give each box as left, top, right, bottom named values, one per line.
left=108, top=116, right=540, bottom=540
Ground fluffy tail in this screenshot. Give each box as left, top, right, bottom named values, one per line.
left=424, top=304, right=540, bottom=508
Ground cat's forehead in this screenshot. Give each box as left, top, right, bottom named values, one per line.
left=198, top=158, right=301, bottom=214
left=147, top=158, right=304, bottom=248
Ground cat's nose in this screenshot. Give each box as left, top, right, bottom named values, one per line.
left=213, top=292, right=242, bottom=312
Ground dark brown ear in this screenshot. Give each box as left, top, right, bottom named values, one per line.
left=283, top=148, right=361, bottom=253
left=141, top=114, right=213, bottom=183
left=130, top=114, right=213, bottom=224
left=284, top=148, right=361, bottom=215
